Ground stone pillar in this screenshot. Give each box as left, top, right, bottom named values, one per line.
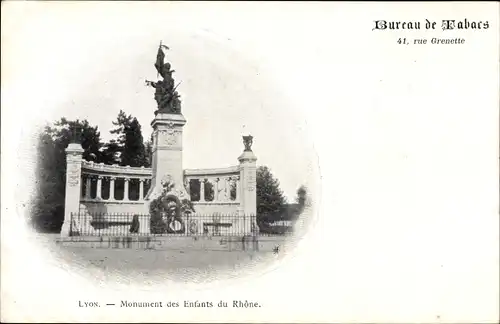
left=124, top=177, right=130, bottom=201
left=96, top=176, right=102, bottom=199
left=238, top=136, right=258, bottom=233
left=214, top=178, right=220, bottom=201
left=225, top=177, right=231, bottom=201
left=146, top=113, right=189, bottom=199
left=139, top=179, right=145, bottom=200
left=61, top=143, right=84, bottom=237
left=199, top=178, right=205, bottom=202
left=184, top=178, right=190, bottom=196
left=109, top=177, right=115, bottom=201
left=85, top=175, right=91, bottom=199
left=235, top=176, right=240, bottom=202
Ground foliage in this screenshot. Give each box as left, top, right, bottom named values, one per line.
left=33, top=113, right=152, bottom=233
left=296, top=185, right=309, bottom=211
left=256, top=166, right=287, bottom=223
left=100, top=139, right=121, bottom=165
left=144, top=138, right=153, bottom=168
left=149, top=198, right=168, bottom=234
left=148, top=180, right=195, bottom=234
left=106, top=110, right=148, bottom=167
left=257, top=223, right=294, bottom=235
left=180, top=199, right=195, bottom=215
left=32, top=118, right=105, bottom=232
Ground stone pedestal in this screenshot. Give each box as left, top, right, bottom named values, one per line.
left=61, top=143, right=84, bottom=237
left=238, top=150, right=257, bottom=233
left=146, top=112, right=189, bottom=200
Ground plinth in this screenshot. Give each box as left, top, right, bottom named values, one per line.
left=146, top=112, right=190, bottom=200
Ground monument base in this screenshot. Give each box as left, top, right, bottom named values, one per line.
left=145, top=174, right=190, bottom=203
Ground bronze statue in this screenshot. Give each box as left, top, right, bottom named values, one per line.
left=146, top=42, right=182, bottom=114
left=243, top=135, right=253, bottom=152
left=129, top=215, right=140, bottom=233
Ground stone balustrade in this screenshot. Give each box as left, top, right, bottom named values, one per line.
left=184, top=166, right=241, bottom=205
left=74, top=160, right=248, bottom=217
left=80, top=161, right=242, bottom=206
left=82, top=161, right=152, bottom=176
left=81, top=161, right=152, bottom=203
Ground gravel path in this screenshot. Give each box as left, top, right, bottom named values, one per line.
left=32, top=233, right=281, bottom=283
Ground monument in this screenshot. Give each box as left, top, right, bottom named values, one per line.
left=145, top=43, right=189, bottom=201
left=60, top=42, right=258, bottom=237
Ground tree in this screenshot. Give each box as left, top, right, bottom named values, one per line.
left=32, top=118, right=105, bottom=232
left=106, top=110, right=148, bottom=167
left=296, top=185, right=310, bottom=211
left=100, top=139, right=121, bottom=165
left=144, top=137, right=153, bottom=168
left=49, top=118, right=104, bottom=162
left=256, top=166, right=286, bottom=222
left=31, top=130, right=64, bottom=232
left=122, top=117, right=148, bottom=167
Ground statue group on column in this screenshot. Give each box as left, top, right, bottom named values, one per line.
left=146, top=43, right=182, bottom=114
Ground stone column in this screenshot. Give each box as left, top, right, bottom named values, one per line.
left=214, top=178, right=220, bottom=201
left=199, top=178, right=205, bottom=202
left=146, top=113, right=189, bottom=199
left=225, top=177, right=231, bottom=201
left=61, top=143, right=84, bottom=237
left=109, top=177, right=115, bottom=201
left=184, top=178, right=190, bottom=196
left=96, top=176, right=103, bottom=199
left=238, top=136, right=258, bottom=234
left=139, top=179, right=145, bottom=200
left=85, top=176, right=91, bottom=199
left=235, top=176, right=240, bottom=202
left=124, top=177, right=130, bottom=201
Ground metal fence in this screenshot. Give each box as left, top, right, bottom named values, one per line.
left=70, top=212, right=292, bottom=237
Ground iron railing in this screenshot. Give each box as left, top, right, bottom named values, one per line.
left=71, top=212, right=257, bottom=237
left=70, top=212, right=295, bottom=237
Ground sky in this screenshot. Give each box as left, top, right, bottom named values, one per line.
left=2, top=3, right=319, bottom=201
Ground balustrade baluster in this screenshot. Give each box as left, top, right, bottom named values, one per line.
left=124, top=177, right=130, bottom=201
left=109, top=177, right=116, bottom=201
left=139, top=179, right=144, bottom=200
left=85, top=176, right=91, bottom=199
left=235, top=176, right=240, bottom=202
left=214, top=177, right=220, bottom=202
left=96, top=176, right=103, bottom=199
left=200, top=178, right=205, bottom=202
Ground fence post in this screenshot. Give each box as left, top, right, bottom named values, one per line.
left=61, top=142, right=84, bottom=237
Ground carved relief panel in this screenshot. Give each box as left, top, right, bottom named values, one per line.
left=246, top=167, right=257, bottom=191
left=158, top=121, right=180, bottom=146
left=67, top=162, right=81, bottom=187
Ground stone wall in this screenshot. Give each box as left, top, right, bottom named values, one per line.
left=191, top=202, right=240, bottom=215
left=81, top=201, right=149, bottom=214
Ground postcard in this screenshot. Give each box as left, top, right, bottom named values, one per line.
left=1, top=2, right=498, bottom=323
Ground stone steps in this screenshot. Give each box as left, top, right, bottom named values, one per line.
left=56, top=235, right=261, bottom=251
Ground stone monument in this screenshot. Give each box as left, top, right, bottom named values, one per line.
left=145, top=43, right=189, bottom=201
